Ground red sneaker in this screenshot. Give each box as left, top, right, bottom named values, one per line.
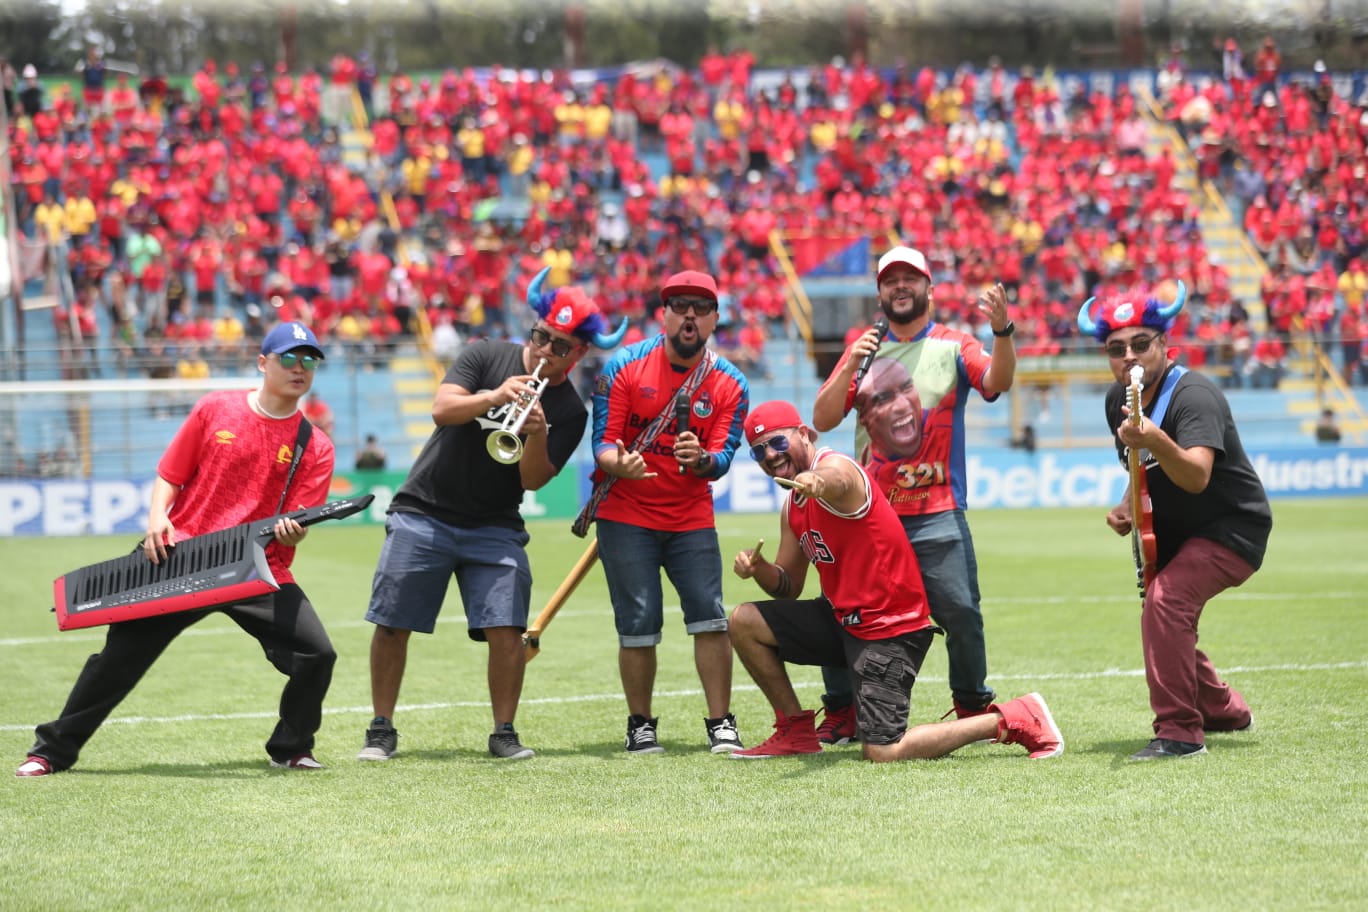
left=816, top=704, right=858, bottom=746
left=730, top=710, right=821, bottom=760
left=16, top=755, right=53, bottom=778
left=991, top=693, right=1064, bottom=759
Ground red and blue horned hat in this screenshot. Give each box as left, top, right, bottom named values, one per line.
left=1076, top=281, right=1186, bottom=343
left=526, top=267, right=628, bottom=349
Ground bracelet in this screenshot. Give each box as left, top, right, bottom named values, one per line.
left=992, top=321, right=1015, bottom=337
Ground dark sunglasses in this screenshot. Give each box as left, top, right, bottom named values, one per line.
left=275, top=352, right=320, bottom=371
left=1104, top=333, right=1159, bottom=359
left=749, top=434, right=791, bottom=462
left=529, top=326, right=578, bottom=358
left=665, top=297, right=718, bottom=316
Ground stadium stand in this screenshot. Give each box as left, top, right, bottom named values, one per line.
left=4, top=42, right=1365, bottom=475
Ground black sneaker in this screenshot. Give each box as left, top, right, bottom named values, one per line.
left=1128, top=738, right=1207, bottom=761
left=705, top=713, right=744, bottom=753
left=626, top=714, right=665, bottom=755
left=357, top=719, right=398, bottom=761
left=488, top=724, right=535, bottom=760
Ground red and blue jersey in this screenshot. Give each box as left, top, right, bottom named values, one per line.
left=590, top=335, right=749, bottom=532
left=819, top=322, right=998, bottom=515
left=784, top=448, right=931, bottom=640
left=158, top=390, right=335, bottom=584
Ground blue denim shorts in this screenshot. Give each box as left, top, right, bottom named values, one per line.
left=364, top=511, right=531, bottom=641
left=595, top=519, right=727, bottom=647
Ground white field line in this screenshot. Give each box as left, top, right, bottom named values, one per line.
left=1, top=660, right=1365, bottom=733
left=3, top=588, right=1362, bottom=649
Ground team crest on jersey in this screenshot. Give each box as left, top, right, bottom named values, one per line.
left=275, top=444, right=293, bottom=464
left=692, top=391, right=715, bottom=419
left=214, top=430, right=236, bottom=444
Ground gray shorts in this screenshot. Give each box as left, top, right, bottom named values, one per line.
left=365, top=511, right=531, bottom=642
left=754, top=597, right=936, bottom=745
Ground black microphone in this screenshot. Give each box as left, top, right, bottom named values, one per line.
left=675, top=391, right=692, bottom=474
left=852, top=317, right=889, bottom=389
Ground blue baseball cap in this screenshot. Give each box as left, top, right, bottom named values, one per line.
left=261, top=322, right=325, bottom=358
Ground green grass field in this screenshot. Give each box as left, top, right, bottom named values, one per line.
left=2, top=499, right=1365, bottom=911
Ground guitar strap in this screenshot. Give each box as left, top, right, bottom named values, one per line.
left=275, top=416, right=314, bottom=513
left=1147, top=364, right=1187, bottom=428
left=571, top=349, right=716, bottom=538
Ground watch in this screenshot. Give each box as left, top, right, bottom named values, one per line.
left=992, top=321, right=1016, bottom=337
left=695, top=452, right=713, bottom=473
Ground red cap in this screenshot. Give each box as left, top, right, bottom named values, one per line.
left=744, top=401, right=804, bottom=444
left=660, top=269, right=719, bottom=303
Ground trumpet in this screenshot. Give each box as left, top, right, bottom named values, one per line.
left=486, top=359, right=549, bottom=464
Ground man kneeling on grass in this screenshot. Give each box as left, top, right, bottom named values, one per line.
left=727, top=401, right=1063, bottom=762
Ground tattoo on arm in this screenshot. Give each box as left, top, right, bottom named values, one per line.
left=767, top=565, right=793, bottom=599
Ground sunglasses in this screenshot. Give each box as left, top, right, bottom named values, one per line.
left=274, top=352, right=320, bottom=371
left=665, top=297, right=718, bottom=316
left=529, top=326, right=578, bottom=358
left=1104, top=333, right=1159, bottom=359
left=749, top=434, right=791, bottom=462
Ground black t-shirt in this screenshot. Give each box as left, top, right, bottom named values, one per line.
left=390, top=340, right=587, bottom=530
left=1106, top=366, right=1272, bottom=571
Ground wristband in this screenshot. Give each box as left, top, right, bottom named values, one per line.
left=992, top=321, right=1015, bottom=337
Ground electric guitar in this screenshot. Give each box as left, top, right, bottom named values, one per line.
left=1127, top=365, right=1157, bottom=595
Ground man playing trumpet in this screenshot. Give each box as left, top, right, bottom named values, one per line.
left=358, top=269, right=625, bottom=762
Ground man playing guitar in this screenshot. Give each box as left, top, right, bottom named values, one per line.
left=1079, top=283, right=1272, bottom=763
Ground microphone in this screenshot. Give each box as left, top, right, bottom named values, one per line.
left=675, top=391, right=692, bottom=474
left=852, top=317, right=889, bottom=389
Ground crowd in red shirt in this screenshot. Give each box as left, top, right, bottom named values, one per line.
left=9, top=43, right=1366, bottom=385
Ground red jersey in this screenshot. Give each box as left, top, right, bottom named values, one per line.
left=590, top=336, right=749, bottom=533
left=157, top=390, right=335, bottom=585
left=784, top=449, right=931, bottom=640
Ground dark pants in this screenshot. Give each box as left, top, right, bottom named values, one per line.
left=1142, top=538, right=1255, bottom=744
left=30, top=584, right=335, bottom=770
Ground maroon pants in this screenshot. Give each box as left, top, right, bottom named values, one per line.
left=1142, top=537, right=1255, bottom=744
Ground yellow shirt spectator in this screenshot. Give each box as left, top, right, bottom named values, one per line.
left=554, top=100, right=586, bottom=141
left=1338, top=268, right=1367, bottom=312
left=584, top=103, right=612, bottom=142
left=541, top=248, right=573, bottom=288
left=401, top=156, right=430, bottom=196
left=808, top=120, right=837, bottom=154
left=507, top=143, right=534, bottom=178
left=714, top=97, right=745, bottom=141
left=36, top=201, right=66, bottom=245
left=1011, top=218, right=1045, bottom=257
left=457, top=124, right=485, bottom=160
left=527, top=178, right=552, bottom=207
left=63, top=196, right=97, bottom=239
left=110, top=177, right=140, bottom=207
left=176, top=352, right=211, bottom=381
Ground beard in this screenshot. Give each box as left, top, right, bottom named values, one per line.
left=669, top=326, right=707, bottom=359
left=880, top=288, right=930, bottom=324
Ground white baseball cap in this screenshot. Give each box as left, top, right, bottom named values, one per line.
left=877, top=246, right=931, bottom=283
